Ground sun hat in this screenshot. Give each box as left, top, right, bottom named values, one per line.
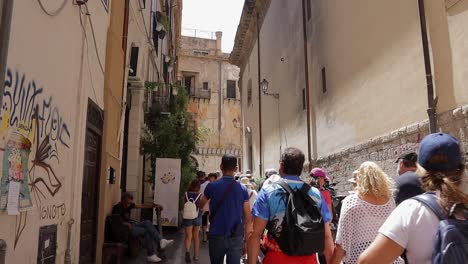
left=418, top=132, right=462, bottom=172
left=310, top=168, right=330, bottom=181
left=240, top=177, right=253, bottom=187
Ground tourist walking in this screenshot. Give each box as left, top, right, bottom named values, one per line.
left=200, top=154, right=252, bottom=264
left=330, top=162, right=403, bottom=264
left=394, top=152, right=424, bottom=204
left=182, top=179, right=203, bottom=262
left=359, top=133, right=468, bottom=264
left=200, top=172, right=218, bottom=242
left=248, top=147, right=334, bottom=264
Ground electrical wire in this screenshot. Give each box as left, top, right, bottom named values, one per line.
left=83, top=4, right=105, bottom=74
left=37, top=0, right=67, bottom=16
left=78, top=7, right=103, bottom=121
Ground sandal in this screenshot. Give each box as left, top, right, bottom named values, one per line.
left=193, top=256, right=199, bottom=261
left=185, top=252, right=191, bottom=263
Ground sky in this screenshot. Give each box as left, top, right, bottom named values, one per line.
left=182, top=0, right=245, bottom=53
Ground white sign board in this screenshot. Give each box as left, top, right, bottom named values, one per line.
left=153, top=158, right=181, bottom=227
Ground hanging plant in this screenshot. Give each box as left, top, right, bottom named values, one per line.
left=145, top=80, right=165, bottom=90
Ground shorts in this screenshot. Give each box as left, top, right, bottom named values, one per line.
left=202, top=211, right=209, bottom=226
left=182, top=216, right=202, bottom=227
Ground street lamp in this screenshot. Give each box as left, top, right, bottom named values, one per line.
left=261, top=78, right=279, bottom=99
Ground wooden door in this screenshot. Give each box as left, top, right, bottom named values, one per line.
left=80, top=102, right=103, bottom=263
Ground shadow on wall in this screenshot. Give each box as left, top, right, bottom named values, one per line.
left=447, top=0, right=468, bottom=15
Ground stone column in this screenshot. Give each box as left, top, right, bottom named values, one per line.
left=126, top=81, right=145, bottom=207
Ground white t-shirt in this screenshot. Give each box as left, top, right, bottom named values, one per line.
left=247, top=188, right=257, bottom=208
left=200, top=181, right=210, bottom=212
left=379, top=199, right=439, bottom=264
left=335, top=194, right=403, bottom=264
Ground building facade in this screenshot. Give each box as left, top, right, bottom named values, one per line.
left=0, top=0, right=182, bottom=262
left=231, top=0, right=468, bottom=193
left=178, top=33, right=242, bottom=173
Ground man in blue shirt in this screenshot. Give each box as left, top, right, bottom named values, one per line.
left=248, top=147, right=334, bottom=264
left=200, top=154, right=252, bottom=264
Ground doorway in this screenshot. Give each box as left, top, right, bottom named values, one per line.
left=79, top=100, right=103, bottom=263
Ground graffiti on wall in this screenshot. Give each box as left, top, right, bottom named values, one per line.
left=0, top=69, right=71, bottom=249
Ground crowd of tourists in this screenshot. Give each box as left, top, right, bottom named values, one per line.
left=180, top=132, right=467, bottom=264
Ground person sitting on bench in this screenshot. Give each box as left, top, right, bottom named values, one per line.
left=112, top=192, right=174, bottom=263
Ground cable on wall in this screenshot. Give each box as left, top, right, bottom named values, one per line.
left=37, top=0, right=67, bottom=16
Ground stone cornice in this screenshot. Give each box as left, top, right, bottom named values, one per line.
left=229, top=0, right=271, bottom=70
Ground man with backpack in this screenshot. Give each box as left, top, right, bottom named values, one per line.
left=199, top=154, right=253, bottom=264
left=248, top=147, right=334, bottom=264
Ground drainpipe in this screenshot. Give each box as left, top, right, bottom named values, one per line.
left=0, top=0, right=14, bottom=110
left=64, top=219, right=75, bottom=264
left=256, top=13, right=263, bottom=176
left=417, top=0, right=437, bottom=133
left=301, top=0, right=312, bottom=163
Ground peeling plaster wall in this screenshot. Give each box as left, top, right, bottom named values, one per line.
left=179, top=36, right=241, bottom=173
left=0, top=1, right=109, bottom=263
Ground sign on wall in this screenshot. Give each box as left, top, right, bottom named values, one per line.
left=153, top=158, right=181, bottom=227
left=37, top=224, right=57, bottom=264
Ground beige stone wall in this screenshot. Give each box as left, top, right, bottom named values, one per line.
left=0, top=1, right=109, bottom=263
left=237, top=0, right=468, bottom=179
left=179, top=36, right=242, bottom=173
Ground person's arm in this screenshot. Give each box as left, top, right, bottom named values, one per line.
left=330, top=244, right=346, bottom=264
left=243, top=201, right=253, bottom=235
left=247, top=216, right=267, bottom=264
left=199, top=195, right=209, bottom=212
left=358, top=234, right=404, bottom=264
left=135, top=203, right=163, bottom=210
left=323, top=222, right=334, bottom=263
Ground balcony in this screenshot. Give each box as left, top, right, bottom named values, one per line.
left=188, top=88, right=211, bottom=100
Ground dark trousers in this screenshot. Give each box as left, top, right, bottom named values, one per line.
left=208, top=234, right=243, bottom=264
left=131, top=220, right=162, bottom=256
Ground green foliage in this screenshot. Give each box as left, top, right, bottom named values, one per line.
left=141, top=87, right=201, bottom=203
left=145, top=81, right=165, bottom=91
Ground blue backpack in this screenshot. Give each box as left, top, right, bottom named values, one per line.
left=413, top=193, right=468, bottom=264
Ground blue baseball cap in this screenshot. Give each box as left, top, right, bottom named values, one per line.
left=418, top=132, right=462, bottom=171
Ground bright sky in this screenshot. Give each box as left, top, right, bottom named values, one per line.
left=182, top=0, right=245, bottom=53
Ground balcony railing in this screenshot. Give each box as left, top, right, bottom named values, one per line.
left=188, top=88, right=211, bottom=99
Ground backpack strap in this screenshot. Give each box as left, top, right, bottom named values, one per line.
left=185, top=192, right=189, bottom=202
left=194, top=193, right=202, bottom=203
left=412, top=192, right=446, bottom=220
left=210, top=180, right=237, bottom=220
left=275, top=179, right=294, bottom=195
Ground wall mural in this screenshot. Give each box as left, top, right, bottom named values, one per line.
left=0, top=69, right=71, bottom=249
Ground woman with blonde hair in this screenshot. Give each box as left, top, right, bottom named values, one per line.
left=331, top=161, right=403, bottom=264
left=359, top=133, right=468, bottom=264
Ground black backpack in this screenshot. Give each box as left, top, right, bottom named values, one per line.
left=267, top=179, right=325, bottom=256
left=413, top=193, right=468, bottom=264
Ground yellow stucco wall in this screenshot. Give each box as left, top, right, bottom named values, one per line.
left=179, top=36, right=242, bottom=173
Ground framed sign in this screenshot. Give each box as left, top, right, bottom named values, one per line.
left=37, top=225, right=57, bottom=264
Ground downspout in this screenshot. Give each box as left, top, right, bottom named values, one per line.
left=417, top=0, right=437, bottom=133
left=301, top=0, right=312, bottom=163
left=256, top=13, right=263, bottom=176
left=0, top=0, right=14, bottom=110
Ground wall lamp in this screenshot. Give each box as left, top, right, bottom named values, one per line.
left=261, top=78, right=279, bottom=99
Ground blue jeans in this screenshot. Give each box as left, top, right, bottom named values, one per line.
left=131, top=220, right=162, bottom=256
left=208, top=234, right=243, bottom=264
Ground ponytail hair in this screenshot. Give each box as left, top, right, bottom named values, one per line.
left=417, top=164, right=468, bottom=210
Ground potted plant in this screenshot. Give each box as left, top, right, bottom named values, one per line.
left=157, top=13, right=169, bottom=39
left=145, top=80, right=165, bottom=90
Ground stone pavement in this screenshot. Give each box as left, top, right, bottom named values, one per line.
left=123, top=227, right=213, bottom=264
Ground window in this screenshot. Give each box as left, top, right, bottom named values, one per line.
left=227, top=80, right=236, bottom=99
left=140, top=0, right=146, bottom=9
left=321, top=67, right=327, bottom=93
left=203, top=82, right=209, bottom=90
left=129, top=47, right=139, bottom=77
left=307, top=0, right=312, bottom=21
left=184, top=76, right=193, bottom=95
left=152, top=13, right=159, bottom=54
left=193, top=50, right=209, bottom=56
left=247, top=79, right=252, bottom=106
left=302, top=88, right=307, bottom=110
